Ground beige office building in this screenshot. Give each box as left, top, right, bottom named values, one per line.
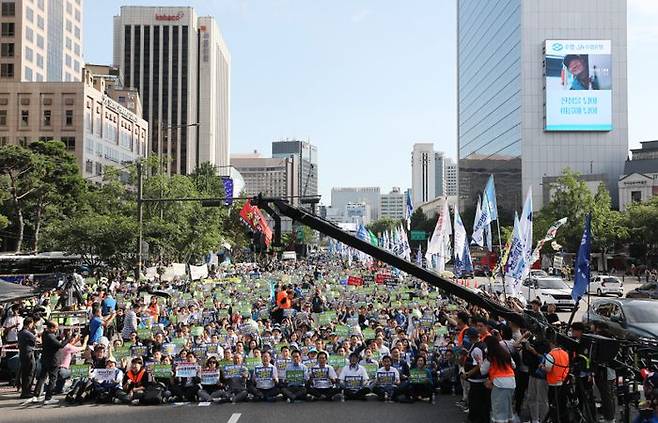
left=0, top=67, right=148, bottom=181
left=1, top=0, right=83, bottom=82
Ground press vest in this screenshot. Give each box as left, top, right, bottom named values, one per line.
left=546, top=348, right=569, bottom=385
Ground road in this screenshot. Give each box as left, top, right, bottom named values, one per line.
left=0, top=393, right=461, bottom=423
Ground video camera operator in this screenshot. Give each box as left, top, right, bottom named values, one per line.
left=542, top=330, right=570, bottom=423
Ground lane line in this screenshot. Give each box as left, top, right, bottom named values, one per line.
left=227, top=413, right=242, bottom=423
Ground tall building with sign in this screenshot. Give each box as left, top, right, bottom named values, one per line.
left=272, top=138, right=318, bottom=204
left=457, top=0, right=628, bottom=212
left=112, top=6, right=230, bottom=175
left=411, top=143, right=453, bottom=206
left=0, top=0, right=84, bottom=82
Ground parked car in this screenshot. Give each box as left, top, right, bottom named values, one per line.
left=519, top=276, right=576, bottom=311
left=589, top=275, right=623, bottom=297
left=585, top=298, right=658, bottom=339
left=529, top=269, right=549, bottom=278
left=626, top=282, right=658, bottom=299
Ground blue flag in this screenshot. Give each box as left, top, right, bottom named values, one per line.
left=571, top=213, right=592, bottom=302
left=406, top=190, right=414, bottom=230
left=222, top=176, right=234, bottom=206
left=484, top=175, right=498, bottom=222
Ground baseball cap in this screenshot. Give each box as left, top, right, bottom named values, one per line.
left=465, top=327, right=479, bottom=339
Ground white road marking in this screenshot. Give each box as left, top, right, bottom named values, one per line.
left=227, top=413, right=242, bottom=423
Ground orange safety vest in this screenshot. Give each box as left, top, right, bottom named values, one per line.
left=457, top=326, right=468, bottom=347
left=127, top=368, right=146, bottom=384
left=488, top=361, right=515, bottom=381
left=546, top=348, right=569, bottom=385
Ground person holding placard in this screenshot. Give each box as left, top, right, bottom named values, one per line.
left=121, top=357, right=152, bottom=405
left=373, top=355, right=401, bottom=402
left=281, top=349, right=308, bottom=402
left=339, top=352, right=370, bottom=400
left=249, top=350, right=279, bottom=401
left=409, top=355, right=434, bottom=402
left=197, top=356, right=223, bottom=402
left=91, top=356, right=124, bottom=403
left=170, top=351, right=201, bottom=402
left=221, top=354, right=250, bottom=403
left=307, top=351, right=341, bottom=401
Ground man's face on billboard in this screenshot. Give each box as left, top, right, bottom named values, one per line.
left=568, top=57, right=585, bottom=76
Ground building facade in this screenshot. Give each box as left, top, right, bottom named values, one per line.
left=0, top=67, right=148, bottom=181
left=272, top=138, right=318, bottom=201
left=380, top=187, right=405, bottom=220
left=0, top=0, right=83, bottom=82
left=618, top=141, right=658, bottom=211
left=330, top=187, right=381, bottom=221
left=231, top=153, right=300, bottom=203
left=411, top=143, right=455, bottom=204
left=444, top=158, right=458, bottom=196
left=112, top=6, right=230, bottom=175
left=457, top=0, right=628, bottom=213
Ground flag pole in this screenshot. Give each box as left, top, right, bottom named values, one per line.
left=496, top=220, right=507, bottom=301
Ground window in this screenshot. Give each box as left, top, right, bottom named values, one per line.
left=61, top=136, right=75, bottom=150
left=85, top=160, right=93, bottom=174
left=42, top=110, right=51, bottom=126
left=74, top=43, right=79, bottom=55
left=0, top=136, right=8, bottom=146
left=631, top=191, right=642, bottom=203
left=25, top=47, right=33, bottom=61
left=74, top=60, right=79, bottom=72
left=26, top=7, right=33, bottom=22
left=36, top=35, right=44, bottom=49
left=38, top=136, right=53, bottom=142
left=95, top=162, right=102, bottom=176
left=1, top=22, right=15, bottom=37
left=0, top=63, right=13, bottom=78
left=65, top=54, right=71, bottom=66
left=66, top=1, right=72, bottom=13
left=18, top=136, right=29, bottom=147
left=0, top=110, right=7, bottom=126
left=0, top=43, right=13, bottom=57
left=20, top=110, right=29, bottom=126
left=36, top=53, right=43, bottom=68
left=37, top=0, right=44, bottom=11
left=65, top=37, right=71, bottom=49
left=74, top=26, right=80, bottom=39
left=37, top=15, right=44, bottom=30
left=26, top=27, right=33, bottom=42
left=24, top=66, right=32, bottom=80
left=35, top=73, right=42, bottom=81
left=66, top=20, right=72, bottom=32
left=1, top=2, right=16, bottom=17
left=75, top=9, right=80, bottom=21
left=65, top=110, right=73, bottom=126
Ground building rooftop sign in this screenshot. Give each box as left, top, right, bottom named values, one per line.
left=155, top=12, right=184, bottom=21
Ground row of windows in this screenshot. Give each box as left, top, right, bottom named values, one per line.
left=1, top=22, right=15, bottom=37
left=0, top=108, right=73, bottom=127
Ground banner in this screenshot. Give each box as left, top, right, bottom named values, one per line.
left=162, top=263, right=186, bottom=282
left=199, top=370, right=220, bottom=385
left=175, top=364, right=198, bottom=378
left=530, top=217, right=568, bottom=264
left=153, top=364, right=173, bottom=378
left=222, top=176, right=234, bottom=206
left=190, top=264, right=209, bottom=281
left=93, top=368, right=117, bottom=383
left=239, top=200, right=273, bottom=247
left=347, top=276, right=363, bottom=286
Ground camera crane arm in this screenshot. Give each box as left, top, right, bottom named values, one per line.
left=252, top=196, right=578, bottom=351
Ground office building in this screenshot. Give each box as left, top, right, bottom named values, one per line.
left=331, top=187, right=381, bottom=221
left=0, top=0, right=83, bottom=82
left=380, top=187, right=405, bottom=220
left=618, top=141, right=658, bottom=211
left=457, top=0, right=628, bottom=212
left=231, top=151, right=299, bottom=203
left=0, top=67, right=148, bottom=181
left=113, top=6, right=230, bottom=175
left=444, top=158, right=458, bottom=196
left=411, top=143, right=455, bottom=205
left=272, top=138, right=318, bottom=201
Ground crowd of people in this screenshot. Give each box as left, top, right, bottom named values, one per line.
left=1, top=257, right=657, bottom=423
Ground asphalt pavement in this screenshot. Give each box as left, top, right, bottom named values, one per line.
left=0, top=393, right=462, bottom=423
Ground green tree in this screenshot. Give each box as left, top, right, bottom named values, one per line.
left=367, top=217, right=401, bottom=236
left=26, top=140, right=86, bottom=252
left=624, top=196, right=658, bottom=264
left=0, top=145, right=40, bottom=252
left=591, top=183, right=627, bottom=270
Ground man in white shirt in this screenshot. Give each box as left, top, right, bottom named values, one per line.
left=339, top=352, right=370, bottom=400
left=3, top=304, right=24, bottom=343
left=373, top=355, right=401, bottom=402
left=307, top=351, right=340, bottom=401
left=249, top=351, right=279, bottom=401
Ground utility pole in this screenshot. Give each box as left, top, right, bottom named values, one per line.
left=136, top=160, right=144, bottom=278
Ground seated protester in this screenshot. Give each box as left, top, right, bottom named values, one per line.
left=90, top=343, right=109, bottom=368
left=339, top=352, right=371, bottom=400
left=281, top=349, right=308, bottom=402
left=436, top=349, right=460, bottom=395
left=122, top=357, right=153, bottom=404
left=197, top=356, right=224, bottom=403
left=359, top=347, right=379, bottom=368
left=303, top=347, right=318, bottom=367
left=389, top=347, right=411, bottom=399
left=170, top=351, right=201, bottom=402
left=249, top=351, right=279, bottom=401
left=221, top=354, right=250, bottom=403
left=275, top=346, right=292, bottom=381
left=409, top=355, right=434, bottom=402
left=307, top=351, right=341, bottom=401
left=91, top=356, right=124, bottom=403
left=373, top=355, right=401, bottom=402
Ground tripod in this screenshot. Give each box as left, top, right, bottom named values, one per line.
left=542, top=376, right=594, bottom=423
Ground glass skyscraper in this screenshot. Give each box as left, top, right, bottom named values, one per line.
left=457, top=0, right=628, bottom=214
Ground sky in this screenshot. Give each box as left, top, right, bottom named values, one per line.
left=84, top=0, right=658, bottom=204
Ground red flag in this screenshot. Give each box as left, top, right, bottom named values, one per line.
left=239, top=200, right=273, bottom=247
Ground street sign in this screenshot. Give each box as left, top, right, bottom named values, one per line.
left=410, top=230, right=427, bottom=241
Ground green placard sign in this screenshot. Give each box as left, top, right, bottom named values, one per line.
left=410, top=368, right=430, bottom=384
left=328, top=355, right=347, bottom=371
left=362, top=328, right=376, bottom=340
left=70, top=364, right=90, bottom=378
left=363, top=363, right=378, bottom=378
left=245, top=357, right=261, bottom=370
left=153, top=364, right=173, bottom=378
left=137, top=327, right=152, bottom=339
left=334, top=324, right=351, bottom=337
left=191, top=326, right=204, bottom=337
left=410, top=230, right=427, bottom=241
